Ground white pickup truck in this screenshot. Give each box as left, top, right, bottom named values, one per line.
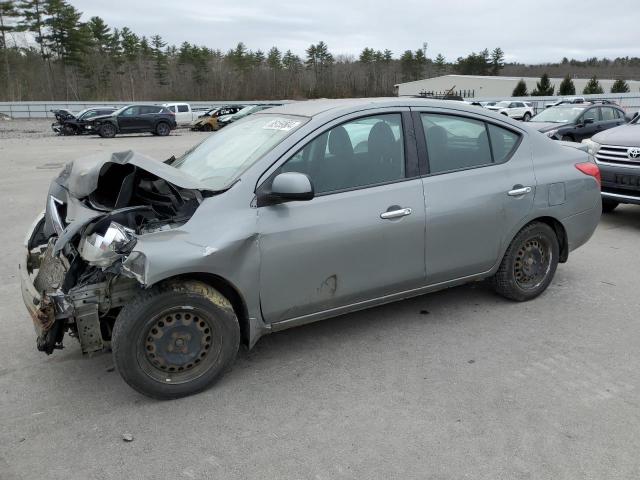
left=162, top=103, right=201, bottom=126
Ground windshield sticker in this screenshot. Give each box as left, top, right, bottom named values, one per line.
left=263, top=119, right=301, bottom=131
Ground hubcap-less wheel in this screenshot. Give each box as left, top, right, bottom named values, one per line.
left=514, top=237, right=552, bottom=290
left=140, top=307, right=221, bottom=384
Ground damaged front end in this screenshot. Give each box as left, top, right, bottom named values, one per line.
left=20, top=150, right=211, bottom=355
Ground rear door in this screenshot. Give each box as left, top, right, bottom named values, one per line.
left=257, top=109, right=427, bottom=323
left=412, top=108, right=535, bottom=284
left=600, top=107, right=625, bottom=131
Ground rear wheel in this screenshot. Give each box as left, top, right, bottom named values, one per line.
left=98, top=123, right=116, bottom=138
left=601, top=199, right=619, bottom=213
left=155, top=121, right=171, bottom=136
left=112, top=281, right=240, bottom=399
left=491, top=222, right=559, bottom=302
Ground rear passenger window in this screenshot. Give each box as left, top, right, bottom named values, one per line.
left=421, top=114, right=492, bottom=174
left=178, top=104, right=189, bottom=113
left=279, top=114, right=405, bottom=194
left=601, top=107, right=616, bottom=121
left=140, top=106, right=162, bottom=114
left=487, top=124, right=520, bottom=163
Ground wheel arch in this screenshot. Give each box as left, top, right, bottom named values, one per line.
left=153, top=272, right=251, bottom=347
left=513, top=216, right=569, bottom=263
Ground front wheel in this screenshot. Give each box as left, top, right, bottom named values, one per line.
left=601, top=199, right=619, bottom=213
left=202, top=123, right=213, bottom=132
left=111, top=281, right=240, bottom=399
left=491, top=222, right=559, bottom=301
left=522, top=112, right=531, bottom=122
left=98, top=123, right=116, bottom=138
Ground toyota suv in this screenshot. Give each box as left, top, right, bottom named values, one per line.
left=583, top=114, right=640, bottom=211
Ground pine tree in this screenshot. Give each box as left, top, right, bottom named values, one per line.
left=150, top=34, right=168, bottom=85
left=434, top=53, right=446, bottom=75
left=558, top=75, right=575, bottom=95
left=400, top=50, right=414, bottom=81
left=610, top=79, right=630, bottom=93
left=266, top=46, right=281, bottom=70
left=0, top=0, right=20, bottom=95
left=490, top=47, right=504, bottom=75
left=512, top=79, right=528, bottom=96
left=18, top=0, right=53, bottom=95
left=583, top=75, right=603, bottom=94
left=531, top=73, right=554, bottom=96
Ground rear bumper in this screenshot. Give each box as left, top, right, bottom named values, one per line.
left=562, top=205, right=601, bottom=253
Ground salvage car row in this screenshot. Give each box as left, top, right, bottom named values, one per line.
left=50, top=103, right=281, bottom=138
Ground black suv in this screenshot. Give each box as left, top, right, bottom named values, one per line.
left=529, top=102, right=628, bottom=142
left=583, top=115, right=640, bottom=212
left=52, top=107, right=117, bottom=135
left=88, top=105, right=177, bottom=138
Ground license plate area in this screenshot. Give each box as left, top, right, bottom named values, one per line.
left=614, top=174, right=640, bottom=187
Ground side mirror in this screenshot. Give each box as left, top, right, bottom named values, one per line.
left=583, top=118, right=594, bottom=125
left=258, top=172, right=314, bottom=206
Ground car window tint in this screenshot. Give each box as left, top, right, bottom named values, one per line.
left=121, top=106, right=139, bottom=116
left=583, top=108, right=599, bottom=122
left=487, top=124, right=520, bottom=163
left=601, top=107, right=616, bottom=121
left=178, top=104, right=189, bottom=113
left=279, top=114, right=405, bottom=194
left=421, top=114, right=493, bottom=174
left=168, top=105, right=176, bottom=112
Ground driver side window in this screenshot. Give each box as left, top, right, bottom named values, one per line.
left=120, top=106, right=139, bottom=117
left=278, top=114, right=406, bottom=195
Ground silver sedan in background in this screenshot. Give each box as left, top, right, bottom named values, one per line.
left=21, top=98, right=601, bottom=398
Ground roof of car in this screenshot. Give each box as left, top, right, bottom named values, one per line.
left=259, top=97, right=484, bottom=118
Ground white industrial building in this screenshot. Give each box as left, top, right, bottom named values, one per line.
left=395, top=74, right=640, bottom=99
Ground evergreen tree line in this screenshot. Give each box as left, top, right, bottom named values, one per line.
left=0, top=0, right=507, bottom=100
left=0, top=0, right=638, bottom=101
left=511, top=73, right=632, bottom=97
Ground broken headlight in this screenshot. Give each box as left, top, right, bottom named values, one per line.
left=79, top=221, right=136, bottom=267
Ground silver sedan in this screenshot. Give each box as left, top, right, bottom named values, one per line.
left=21, top=98, right=602, bottom=398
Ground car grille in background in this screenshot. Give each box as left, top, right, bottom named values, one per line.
left=596, top=145, right=640, bottom=168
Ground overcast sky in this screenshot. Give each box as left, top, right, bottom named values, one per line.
left=72, top=0, right=640, bottom=64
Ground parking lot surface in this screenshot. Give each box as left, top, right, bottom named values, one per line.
left=1, top=123, right=640, bottom=480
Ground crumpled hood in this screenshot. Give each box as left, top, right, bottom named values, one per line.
left=56, top=150, right=212, bottom=198
left=592, top=124, right=640, bottom=147
left=86, top=114, right=114, bottom=123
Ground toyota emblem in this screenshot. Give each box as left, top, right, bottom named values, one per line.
left=628, top=147, right=640, bottom=159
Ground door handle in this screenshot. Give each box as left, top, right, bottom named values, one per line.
left=507, top=186, right=532, bottom=196
left=380, top=207, right=412, bottom=219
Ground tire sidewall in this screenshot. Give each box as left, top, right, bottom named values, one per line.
left=112, top=287, right=240, bottom=399
left=99, top=123, right=116, bottom=138
left=156, top=122, right=170, bottom=136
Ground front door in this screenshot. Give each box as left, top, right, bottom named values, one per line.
left=117, top=106, right=144, bottom=132
left=257, top=111, right=427, bottom=323
left=576, top=107, right=600, bottom=141
left=413, top=110, right=535, bottom=284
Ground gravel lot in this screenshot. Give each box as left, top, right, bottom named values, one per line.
left=1, top=122, right=640, bottom=480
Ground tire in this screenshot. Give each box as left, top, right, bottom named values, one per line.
left=491, top=222, right=559, bottom=302
left=98, top=123, right=116, bottom=138
left=112, top=280, right=240, bottom=399
left=601, top=199, right=619, bottom=213
left=155, top=121, right=171, bottom=136
left=62, top=124, right=76, bottom=136
left=522, top=112, right=531, bottom=122
left=561, top=134, right=575, bottom=142
left=202, top=123, right=213, bottom=132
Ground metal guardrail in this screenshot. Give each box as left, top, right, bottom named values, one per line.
left=0, top=100, right=291, bottom=119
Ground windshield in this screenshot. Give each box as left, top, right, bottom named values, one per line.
left=172, top=114, right=307, bottom=190
left=531, top=107, right=585, bottom=123
left=495, top=101, right=511, bottom=108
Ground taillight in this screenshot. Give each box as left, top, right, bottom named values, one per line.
left=575, top=162, right=601, bottom=187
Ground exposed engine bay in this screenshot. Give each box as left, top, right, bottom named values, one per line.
left=21, top=150, right=211, bottom=355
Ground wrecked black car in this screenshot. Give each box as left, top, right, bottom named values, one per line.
left=50, top=109, right=76, bottom=134
left=53, top=107, right=117, bottom=135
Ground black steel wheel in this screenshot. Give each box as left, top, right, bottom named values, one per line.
left=112, top=281, right=240, bottom=399
left=155, top=122, right=171, bottom=136
left=98, top=123, right=116, bottom=138
left=491, top=222, right=559, bottom=301
left=202, top=123, right=213, bottom=132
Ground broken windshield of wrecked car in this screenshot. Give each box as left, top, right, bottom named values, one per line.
left=171, top=114, right=307, bottom=190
